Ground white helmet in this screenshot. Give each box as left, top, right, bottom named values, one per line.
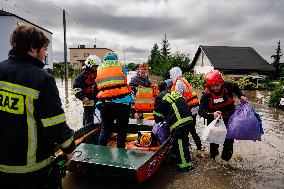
left=84, top=55, right=101, bottom=69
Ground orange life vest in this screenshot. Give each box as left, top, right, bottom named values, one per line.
left=172, top=77, right=199, bottom=107
left=134, top=86, right=158, bottom=112
left=95, top=60, right=130, bottom=99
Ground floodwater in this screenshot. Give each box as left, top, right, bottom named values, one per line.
left=55, top=74, right=284, bottom=189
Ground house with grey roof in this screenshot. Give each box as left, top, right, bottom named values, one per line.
left=0, top=10, right=53, bottom=69
left=190, top=45, right=275, bottom=76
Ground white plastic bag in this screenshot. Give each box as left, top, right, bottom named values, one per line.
left=201, top=116, right=227, bottom=144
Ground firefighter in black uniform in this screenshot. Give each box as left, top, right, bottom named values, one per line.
left=153, top=81, right=194, bottom=171
left=198, top=70, right=247, bottom=161
left=73, top=55, right=101, bottom=126
left=0, top=24, right=75, bottom=188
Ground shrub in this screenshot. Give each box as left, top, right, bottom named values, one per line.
left=183, top=72, right=206, bottom=90
left=268, top=82, right=284, bottom=109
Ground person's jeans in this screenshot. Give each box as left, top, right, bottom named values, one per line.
left=97, top=103, right=131, bottom=148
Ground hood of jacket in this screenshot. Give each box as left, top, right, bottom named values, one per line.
left=170, top=67, right=182, bottom=81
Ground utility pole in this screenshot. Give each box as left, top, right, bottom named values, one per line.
left=63, top=10, right=68, bottom=82
left=123, top=48, right=128, bottom=65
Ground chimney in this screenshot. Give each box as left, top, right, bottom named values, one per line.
left=79, top=45, right=85, bottom=49
left=94, top=45, right=97, bottom=48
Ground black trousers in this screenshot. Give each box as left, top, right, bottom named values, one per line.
left=83, top=105, right=95, bottom=127
left=209, top=117, right=234, bottom=161
left=189, top=115, right=202, bottom=150
left=171, top=125, right=192, bottom=169
left=97, top=102, right=131, bottom=148
left=210, top=139, right=234, bottom=161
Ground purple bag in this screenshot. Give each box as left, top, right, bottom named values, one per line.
left=152, top=121, right=169, bottom=144
left=227, top=102, right=261, bottom=141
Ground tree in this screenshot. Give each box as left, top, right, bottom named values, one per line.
left=271, top=41, right=283, bottom=77
left=170, top=52, right=191, bottom=72
left=148, top=43, right=161, bottom=75
left=125, top=63, right=139, bottom=71
left=148, top=36, right=192, bottom=80
left=161, top=34, right=170, bottom=58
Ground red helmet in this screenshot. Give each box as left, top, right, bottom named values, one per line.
left=205, top=70, right=224, bottom=86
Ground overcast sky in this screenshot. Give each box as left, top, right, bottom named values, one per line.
left=1, top=0, right=283, bottom=64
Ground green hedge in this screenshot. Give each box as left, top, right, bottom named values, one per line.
left=269, top=82, right=284, bottom=109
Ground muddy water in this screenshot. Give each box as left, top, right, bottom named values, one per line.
left=56, top=77, right=284, bottom=189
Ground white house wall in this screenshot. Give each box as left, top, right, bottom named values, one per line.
left=193, top=50, right=214, bottom=74
left=0, top=16, right=15, bottom=61
left=0, top=16, right=53, bottom=69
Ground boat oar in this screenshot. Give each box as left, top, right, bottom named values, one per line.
left=55, top=127, right=100, bottom=155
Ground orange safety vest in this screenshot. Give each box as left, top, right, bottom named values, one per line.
left=172, top=77, right=199, bottom=107
left=95, top=60, right=131, bottom=99
left=134, top=86, right=158, bottom=112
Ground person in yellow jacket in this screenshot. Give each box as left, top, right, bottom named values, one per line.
left=95, top=53, right=134, bottom=148
left=170, top=67, right=202, bottom=151
left=0, top=24, right=75, bottom=189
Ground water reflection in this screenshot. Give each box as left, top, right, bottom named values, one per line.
left=56, top=77, right=83, bottom=130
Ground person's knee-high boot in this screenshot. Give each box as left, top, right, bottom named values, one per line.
left=172, top=126, right=193, bottom=171
left=221, top=139, right=234, bottom=161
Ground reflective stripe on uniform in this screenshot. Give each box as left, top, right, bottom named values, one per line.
left=138, top=87, right=153, bottom=93
left=41, top=113, right=66, bottom=127
left=26, top=96, right=37, bottom=165
left=0, top=81, right=39, bottom=166
left=135, top=99, right=155, bottom=104
left=96, top=76, right=125, bottom=84
left=0, top=156, right=53, bottom=173
left=177, top=139, right=192, bottom=169
left=97, top=80, right=126, bottom=89
left=162, top=92, right=192, bottom=131
left=170, top=116, right=192, bottom=131
left=153, top=110, right=163, bottom=117
left=0, top=81, right=39, bottom=98
left=163, top=93, right=182, bottom=119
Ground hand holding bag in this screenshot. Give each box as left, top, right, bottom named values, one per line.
left=201, top=115, right=227, bottom=144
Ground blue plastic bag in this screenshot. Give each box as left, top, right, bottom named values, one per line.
left=227, top=102, right=261, bottom=140
left=253, top=109, right=264, bottom=134
left=152, top=121, right=169, bottom=144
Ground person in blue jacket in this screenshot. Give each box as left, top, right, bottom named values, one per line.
left=96, top=53, right=134, bottom=148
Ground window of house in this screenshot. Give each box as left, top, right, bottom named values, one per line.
left=84, top=52, right=89, bottom=57
left=73, top=52, right=78, bottom=57
left=73, top=63, right=78, bottom=67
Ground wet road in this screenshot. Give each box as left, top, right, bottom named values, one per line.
left=56, top=77, right=284, bottom=189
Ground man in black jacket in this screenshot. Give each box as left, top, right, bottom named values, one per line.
left=153, top=81, right=194, bottom=172
left=0, top=24, right=75, bottom=189
left=198, top=70, right=247, bottom=161
left=73, top=55, right=101, bottom=126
